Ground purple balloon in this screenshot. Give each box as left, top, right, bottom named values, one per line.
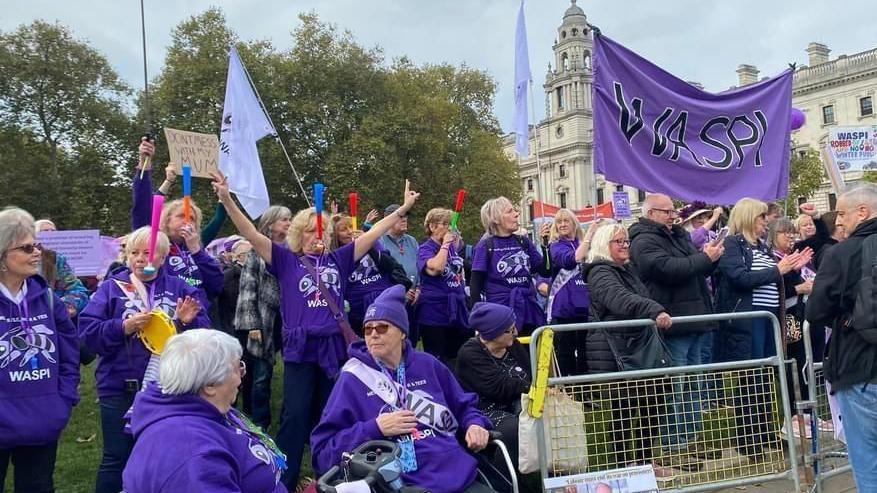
left=790, top=108, right=806, bottom=131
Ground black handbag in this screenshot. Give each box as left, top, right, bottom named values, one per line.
left=601, top=326, right=674, bottom=371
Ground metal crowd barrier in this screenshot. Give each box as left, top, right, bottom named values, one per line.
left=527, top=311, right=801, bottom=493
left=800, top=321, right=851, bottom=493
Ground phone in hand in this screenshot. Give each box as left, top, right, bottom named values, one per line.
left=711, top=226, right=730, bottom=246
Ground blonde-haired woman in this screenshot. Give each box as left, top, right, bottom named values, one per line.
left=132, top=139, right=223, bottom=305
left=470, top=197, right=549, bottom=336
left=713, top=197, right=810, bottom=459
left=213, top=174, right=420, bottom=489
left=417, top=208, right=469, bottom=365
left=547, top=209, right=599, bottom=374
left=79, top=226, right=209, bottom=493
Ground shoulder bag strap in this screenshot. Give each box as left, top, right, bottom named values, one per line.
left=299, top=255, right=359, bottom=345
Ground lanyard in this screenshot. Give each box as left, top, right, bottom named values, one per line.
left=376, top=359, right=407, bottom=410
left=130, top=275, right=157, bottom=311
left=16, top=297, right=32, bottom=337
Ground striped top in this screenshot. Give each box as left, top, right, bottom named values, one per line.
left=751, top=248, right=779, bottom=308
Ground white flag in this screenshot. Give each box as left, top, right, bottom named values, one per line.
left=514, top=0, right=532, bottom=156
left=219, top=46, right=274, bottom=219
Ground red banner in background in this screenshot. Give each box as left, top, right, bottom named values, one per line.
left=530, top=200, right=614, bottom=222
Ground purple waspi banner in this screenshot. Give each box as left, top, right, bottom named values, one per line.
left=593, top=34, right=792, bottom=204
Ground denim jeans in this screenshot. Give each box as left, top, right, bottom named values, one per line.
left=240, top=354, right=275, bottom=430
left=276, top=361, right=334, bottom=489
left=95, top=393, right=136, bottom=493
left=0, top=441, right=57, bottom=493
left=835, top=384, right=877, bottom=491
left=734, top=315, right=777, bottom=456
left=660, top=332, right=709, bottom=449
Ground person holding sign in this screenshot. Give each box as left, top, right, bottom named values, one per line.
left=469, top=197, right=549, bottom=336
left=78, top=226, right=210, bottom=493
left=131, top=138, right=223, bottom=308
left=310, top=285, right=493, bottom=493
left=212, top=172, right=420, bottom=489
left=0, top=208, right=80, bottom=493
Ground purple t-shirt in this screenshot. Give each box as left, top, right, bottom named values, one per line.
left=471, top=235, right=546, bottom=328
left=346, top=244, right=394, bottom=321
left=547, top=238, right=589, bottom=321
left=268, top=242, right=356, bottom=377
left=416, top=239, right=469, bottom=328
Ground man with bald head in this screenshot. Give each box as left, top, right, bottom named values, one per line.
left=807, top=183, right=877, bottom=491
left=629, top=193, right=724, bottom=468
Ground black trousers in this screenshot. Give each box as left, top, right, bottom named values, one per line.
left=0, top=441, right=57, bottom=493
left=420, top=324, right=471, bottom=367
left=551, top=315, right=588, bottom=376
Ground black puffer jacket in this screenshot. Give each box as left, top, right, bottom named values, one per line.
left=629, top=219, right=717, bottom=334
left=806, top=217, right=877, bottom=390
left=582, top=261, right=666, bottom=373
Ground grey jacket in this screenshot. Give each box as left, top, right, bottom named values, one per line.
left=234, top=250, right=280, bottom=360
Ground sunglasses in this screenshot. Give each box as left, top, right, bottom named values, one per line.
left=6, top=242, right=42, bottom=255
left=610, top=239, right=631, bottom=247
left=364, top=323, right=391, bottom=336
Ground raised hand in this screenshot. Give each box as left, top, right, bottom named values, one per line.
left=210, top=171, right=231, bottom=202
left=365, top=209, right=379, bottom=224
left=400, top=179, right=420, bottom=213
left=175, top=296, right=201, bottom=325
left=138, top=137, right=155, bottom=169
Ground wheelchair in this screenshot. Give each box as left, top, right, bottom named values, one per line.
left=315, top=431, right=519, bottom=493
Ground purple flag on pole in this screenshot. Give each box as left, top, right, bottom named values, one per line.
left=592, top=34, right=792, bottom=204
left=513, top=0, right=531, bottom=156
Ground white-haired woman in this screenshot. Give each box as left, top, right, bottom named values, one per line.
left=547, top=209, right=599, bottom=374
left=79, top=226, right=210, bottom=493
left=580, top=223, right=673, bottom=474
left=234, top=205, right=291, bottom=430
left=213, top=174, right=420, bottom=489
left=123, top=329, right=286, bottom=492
left=0, top=208, right=80, bottom=492
left=469, top=197, right=549, bottom=336
left=132, top=139, right=223, bottom=305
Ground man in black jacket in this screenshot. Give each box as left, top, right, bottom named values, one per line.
left=629, top=193, right=724, bottom=467
left=806, top=183, right=877, bottom=491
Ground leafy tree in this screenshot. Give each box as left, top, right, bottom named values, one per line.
left=778, top=147, right=825, bottom=212
left=0, top=20, right=134, bottom=233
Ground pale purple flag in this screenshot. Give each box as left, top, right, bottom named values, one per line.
left=219, top=46, right=275, bottom=219
left=513, top=0, right=531, bottom=156
left=592, top=34, right=792, bottom=204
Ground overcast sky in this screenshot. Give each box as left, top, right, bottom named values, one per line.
left=3, top=0, right=872, bottom=133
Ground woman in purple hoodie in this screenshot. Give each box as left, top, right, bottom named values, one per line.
left=213, top=174, right=421, bottom=489
left=0, top=208, right=79, bottom=492
left=311, top=285, right=493, bottom=493
left=79, top=226, right=210, bottom=493
left=123, top=329, right=286, bottom=492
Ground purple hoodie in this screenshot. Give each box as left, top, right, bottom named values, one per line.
left=346, top=244, right=394, bottom=323
left=415, top=238, right=469, bottom=328
left=123, top=383, right=287, bottom=493
left=547, top=238, right=589, bottom=320
left=78, top=267, right=210, bottom=398
left=471, top=235, right=546, bottom=328
left=0, top=276, right=80, bottom=448
left=310, top=340, right=490, bottom=493
left=131, top=169, right=224, bottom=300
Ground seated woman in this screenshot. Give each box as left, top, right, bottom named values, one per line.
left=311, top=285, right=494, bottom=493
left=123, top=329, right=286, bottom=492
left=456, top=302, right=531, bottom=472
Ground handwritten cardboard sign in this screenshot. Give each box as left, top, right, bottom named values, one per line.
left=164, top=127, right=219, bottom=178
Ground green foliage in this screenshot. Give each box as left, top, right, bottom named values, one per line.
left=0, top=21, right=134, bottom=233
left=778, top=147, right=825, bottom=211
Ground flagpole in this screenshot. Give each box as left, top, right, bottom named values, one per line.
left=235, top=46, right=311, bottom=207
left=529, top=80, right=545, bottom=230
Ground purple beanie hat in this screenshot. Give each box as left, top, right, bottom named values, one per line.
left=363, top=285, right=410, bottom=335
left=469, top=302, right=516, bottom=341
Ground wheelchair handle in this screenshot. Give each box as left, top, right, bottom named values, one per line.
left=316, top=468, right=376, bottom=493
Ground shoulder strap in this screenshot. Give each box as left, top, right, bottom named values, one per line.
left=299, top=255, right=358, bottom=345
left=47, top=287, right=54, bottom=312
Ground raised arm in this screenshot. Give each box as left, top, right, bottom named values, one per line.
left=354, top=180, right=420, bottom=261
left=211, top=172, right=273, bottom=264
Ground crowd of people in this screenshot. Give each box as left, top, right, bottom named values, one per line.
left=1, top=135, right=877, bottom=493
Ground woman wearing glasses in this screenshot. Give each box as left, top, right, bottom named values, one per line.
left=311, top=285, right=493, bottom=493
left=580, top=223, right=674, bottom=475
left=0, top=208, right=80, bottom=493
left=713, top=198, right=811, bottom=460
left=213, top=174, right=420, bottom=489
left=123, top=329, right=286, bottom=492
left=79, top=226, right=210, bottom=493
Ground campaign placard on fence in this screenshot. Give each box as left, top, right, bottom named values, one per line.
left=612, top=191, right=632, bottom=219
left=164, top=127, right=220, bottom=178
left=543, top=465, right=658, bottom=493
left=35, top=229, right=102, bottom=276
left=828, top=126, right=877, bottom=171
